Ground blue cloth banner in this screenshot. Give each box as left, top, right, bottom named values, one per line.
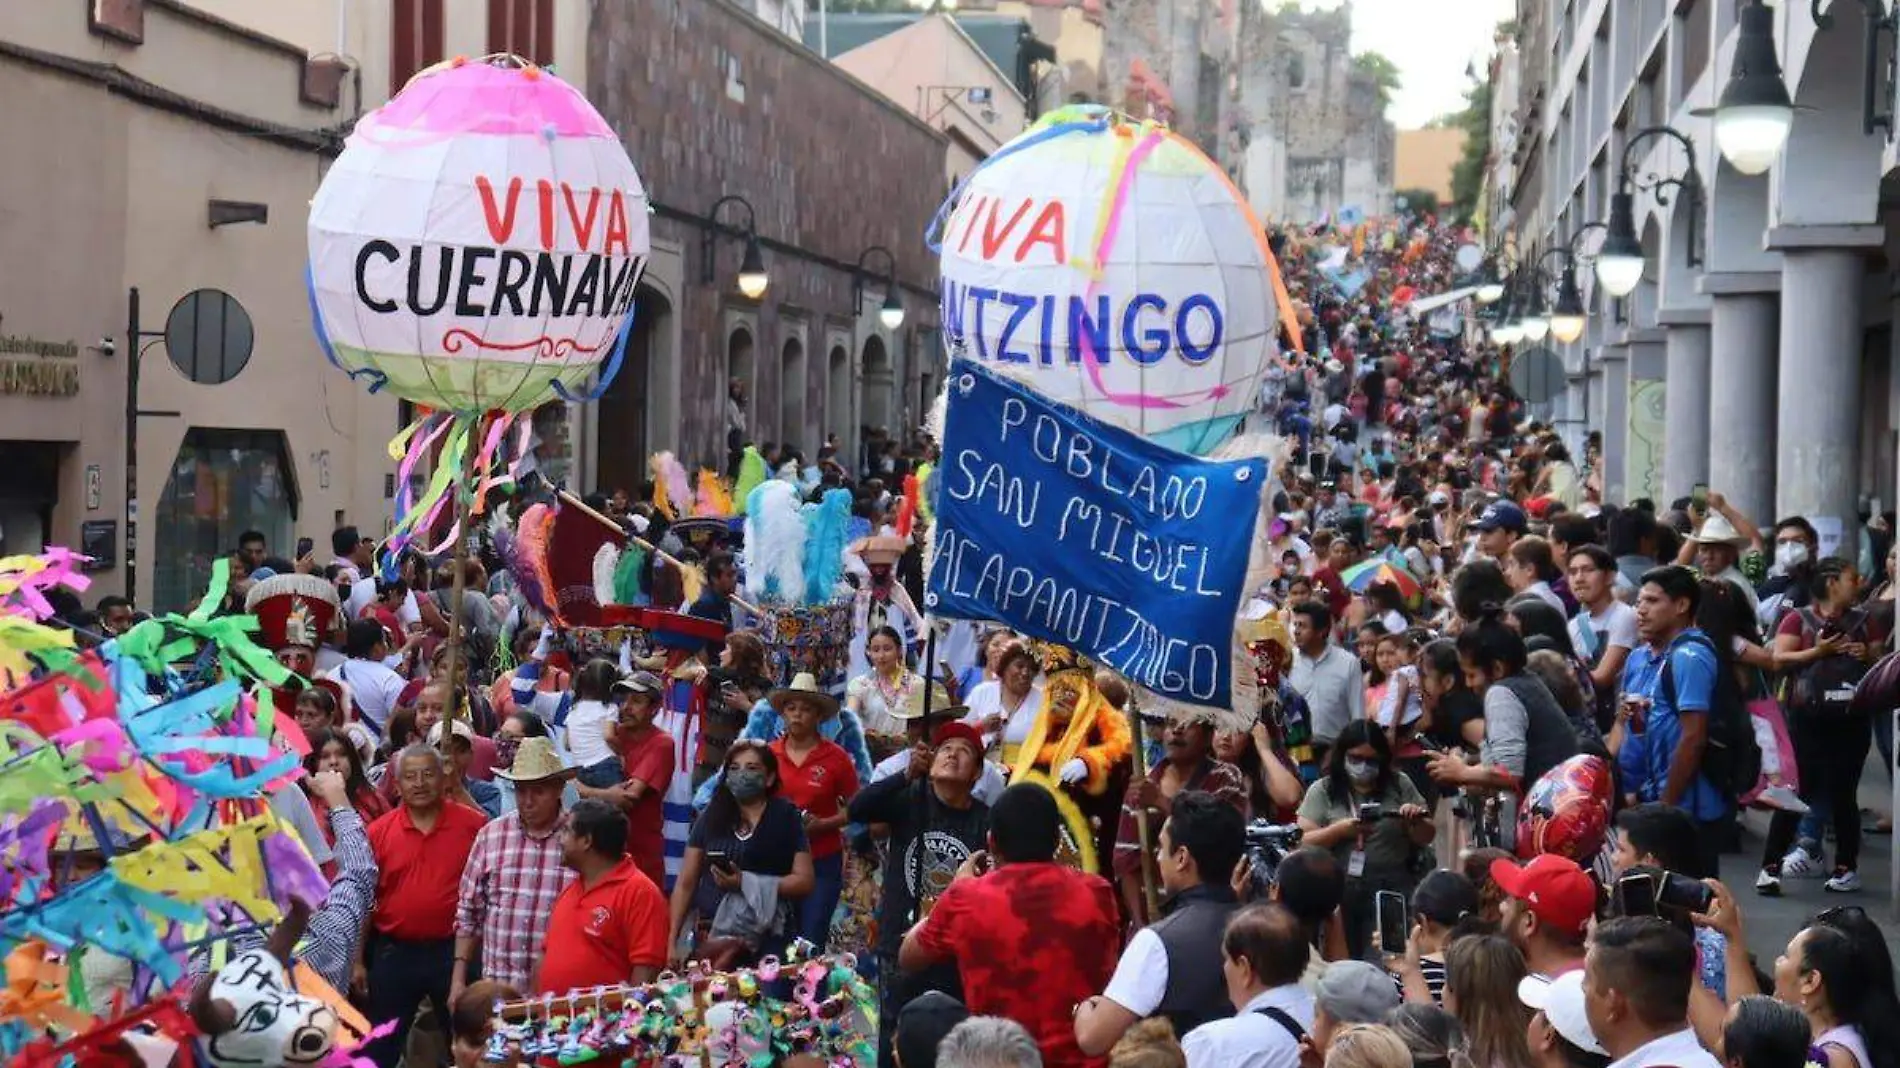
left=925, top=361, right=1265, bottom=707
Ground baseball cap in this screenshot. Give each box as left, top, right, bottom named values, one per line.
left=1472, top=500, right=1528, bottom=533
left=1519, top=972, right=1606, bottom=1055
left=1427, top=490, right=1451, bottom=508
left=1490, top=854, right=1597, bottom=938
left=931, top=721, right=985, bottom=756
left=612, top=669, right=664, bottom=697
left=427, top=719, right=475, bottom=746
left=1315, top=960, right=1401, bottom=1024
left=895, top=992, right=969, bottom=1068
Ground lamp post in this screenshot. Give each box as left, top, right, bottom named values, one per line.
left=1592, top=125, right=1704, bottom=298
left=1694, top=0, right=1797, bottom=173
left=852, top=246, right=905, bottom=330
left=1540, top=224, right=1605, bottom=343
left=702, top=194, right=769, bottom=299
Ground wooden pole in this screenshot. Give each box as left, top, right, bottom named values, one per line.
left=556, top=488, right=763, bottom=616
left=1130, top=698, right=1162, bottom=921
left=442, top=435, right=479, bottom=729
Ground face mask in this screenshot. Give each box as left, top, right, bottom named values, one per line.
left=1775, top=541, right=1809, bottom=570
left=205, top=950, right=339, bottom=1068
left=494, top=736, right=521, bottom=769
left=727, top=769, right=769, bottom=801
left=1345, top=757, right=1381, bottom=784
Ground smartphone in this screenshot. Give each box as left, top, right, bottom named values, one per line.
left=1658, top=871, right=1714, bottom=914
left=1614, top=873, right=1658, bottom=917
left=706, top=850, right=734, bottom=872
left=1691, top=483, right=1709, bottom=511
left=1376, top=890, right=1410, bottom=955
left=295, top=536, right=314, bottom=559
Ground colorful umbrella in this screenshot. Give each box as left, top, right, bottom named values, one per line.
left=1340, top=559, right=1421, bottom=600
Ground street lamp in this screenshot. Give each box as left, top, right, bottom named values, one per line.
left=1490, top=279, right=1524, bottom=344
left=702, top=194, right=770, bottom=299
left=1694, top=0, right=1797, bottom=174
left=1592, top=125, right=1704, bottom=298
left=1476, top=271, right=1507, bottom=304
left=1536, top=234, right=1598, bottom=345
left=852, top=246, right=905, bottom=330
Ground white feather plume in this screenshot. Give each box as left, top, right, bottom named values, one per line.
left=592, top=543, right=621, bottom=607
left=741, top=480, right=807, bottom=604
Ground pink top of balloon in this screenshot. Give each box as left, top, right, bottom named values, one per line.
left=359, top=55, right=616, bottom=142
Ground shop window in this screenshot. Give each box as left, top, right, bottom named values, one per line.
left=392, top=0, right=445, bottom=93
left=153, top=429, right=297, bottom=614
left=488, top=0, right=555, bottom=67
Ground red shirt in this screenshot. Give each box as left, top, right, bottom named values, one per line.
left=915, top=862, right=1121, bottom=1068
left=366, top=801, right=488, bottom=940
left=768, top=737, right=860, bottom=859
left=536, top=856, right=669, bottom=994
left=617, top=725, right=676, bottom=888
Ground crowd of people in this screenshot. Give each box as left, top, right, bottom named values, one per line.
left=42, top=211, right=1900, bottom=1068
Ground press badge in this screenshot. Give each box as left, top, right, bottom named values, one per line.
left=1347, top=849, right=1367, bottom=878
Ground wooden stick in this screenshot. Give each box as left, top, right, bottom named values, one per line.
left=556, top=488, right=763, bottom=617
left=1130, top=699, right=1162, bottom=921
left=443, top=442, right=479, bottom=727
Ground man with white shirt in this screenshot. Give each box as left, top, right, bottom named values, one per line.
left=1567, top=545, right=1639, bottom=716
left=333, top=619, right=406, bottom=736
left=1582, top=917, right=1722, bottom=1068
left=1180, top=904, right=1314, bottom=1068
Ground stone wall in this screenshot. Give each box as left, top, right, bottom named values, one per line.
left=587, top=0, right=946, bottom=464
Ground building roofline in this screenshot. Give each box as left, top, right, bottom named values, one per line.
left=723, top=0, right=949, bottom=146
left=932, top=13, right=1030, bottom=104
left=0, top=38, right=342, bottom=154
left=148, top=0, right=315, bottom=66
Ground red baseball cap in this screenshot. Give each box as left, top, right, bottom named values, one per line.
left=1490, top=854, right=1596, bottom=937
left=931, top=721, right=986, bottom=757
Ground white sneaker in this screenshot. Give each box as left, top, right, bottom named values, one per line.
left=1758, top=786, right=1810, bottom=814
left=1825, top=869, right=1862, bottom=893
left=1755, top=869, right=1782, bottom=897
left=1781, top=846, right=1825, bottom=878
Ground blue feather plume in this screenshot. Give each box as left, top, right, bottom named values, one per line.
left=802, top=488, right=853, bottom=604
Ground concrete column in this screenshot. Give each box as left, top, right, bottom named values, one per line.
left=1703, top=275, right=1780, bottom=523
left=1774, top=235, right=1873, bottom=544
left=1658, top=309, right=1712, bottom=498
left=1625, top=330, right=1668, bottom=504
left=1599, top=346, right=1630, bottom=504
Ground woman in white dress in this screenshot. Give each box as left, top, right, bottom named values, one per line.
left=961, top=643, right=1044, bottom=763
left=844, top=625, right=921, bottom=761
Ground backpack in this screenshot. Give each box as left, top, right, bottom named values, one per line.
left=1660, top=633, right=1761, bottom=799
left=1785, top=608, right=1872, bottom=719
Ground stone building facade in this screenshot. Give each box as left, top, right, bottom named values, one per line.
left=1235, top=1, right=1394, bottom=224
left=585, top=0, right=947, bottom=494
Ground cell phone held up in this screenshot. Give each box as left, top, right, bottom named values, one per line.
left=1376, top=890, right=1409, bottom=955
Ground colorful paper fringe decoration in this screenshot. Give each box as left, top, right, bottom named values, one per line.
left=381, top=409, right=533, bottom=576
left=0, top=551, right=338, bottom=1065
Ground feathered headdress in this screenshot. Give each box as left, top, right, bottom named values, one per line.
left=733, top=446, right=769, bottom=515
left=801, top=488, right=853, bottom=604
left=694, top=468, right=735, bottom=519
left=741, top=480, right=805, bottom=603
left=649, top=452, right=691, bottom=521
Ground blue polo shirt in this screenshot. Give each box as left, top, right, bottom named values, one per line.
left=1617, top=629, right=1730, bottom=822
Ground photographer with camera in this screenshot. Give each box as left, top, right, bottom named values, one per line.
left=1295, top=721, right=1433, bottom=960
left=1075, top=792, right=1248, bottom=1057
left=1610, top=803, right=1729, bottom=1000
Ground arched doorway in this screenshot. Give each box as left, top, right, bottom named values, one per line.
left=728, top=327, right=755, bottom=462
left=598, top=284, right=667, bottom=498
left=862, top=335, right=892, bottom=439
left=780, top=337, right=806, bottom=454
left=827, top=344, right=850, bottom=450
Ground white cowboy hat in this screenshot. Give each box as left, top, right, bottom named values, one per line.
left=1688, top=512, right=1749, bottom=547
left=767, top=672, right=841, bottom=719
left=493, top=736, right=576, bottom=783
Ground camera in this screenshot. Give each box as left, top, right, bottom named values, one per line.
left=1243, top=820, right=1304, bottom=894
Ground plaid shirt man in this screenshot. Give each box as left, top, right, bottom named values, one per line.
left=455, top=810, right=573, bottom=988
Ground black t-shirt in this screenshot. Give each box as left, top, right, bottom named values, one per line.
left=847, top=773, right=990, bottom=957
left=687, top=795, right=809, bottom=921
left=1427, top=689, right=1485, bottom=751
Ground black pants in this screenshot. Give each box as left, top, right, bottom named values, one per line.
left=1761, top=713, right=1874, bottom=874
left=364, top=936, right=467, bottom=1068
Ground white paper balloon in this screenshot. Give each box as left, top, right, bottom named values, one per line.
left=934, top=106, right=1280, bottom=454
left=307, top=56, right=648, bottom=413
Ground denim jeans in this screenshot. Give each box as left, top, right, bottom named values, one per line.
left=798, top=851, right=845, bottom=948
